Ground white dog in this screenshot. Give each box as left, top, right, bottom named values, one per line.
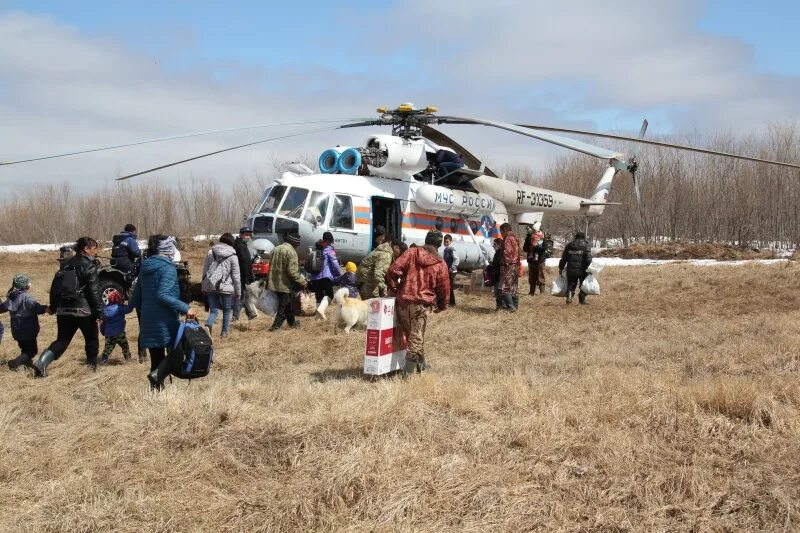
left=333, top=287, right=368, bottom=333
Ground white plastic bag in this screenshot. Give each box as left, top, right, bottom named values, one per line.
left=551, top=274, right=567, bottom=297
left=586, top=262, right=604, bottom=275
left=257, top=289, right=279, bottom=316
left=581, top=274, right=600, bottom=295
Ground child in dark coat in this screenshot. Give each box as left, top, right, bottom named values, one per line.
left=0, top=274, right=48, bottom=370
left=100, top=289, right=135, bottom=364
left=334, top=262, right=359, bottom=298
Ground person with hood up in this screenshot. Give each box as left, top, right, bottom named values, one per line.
left=559, top=231, right=593, bottom=304
left=268, top=232, right=308, bottom=331
left=201, top=233, right=241, bottom=338
left=130, top=235, right=196, bottom=390
left=34, top=237, right=104, bottom=377
left=0, top=273, right=48, bottom=370
left=523, top=221, right=546, bottom=297
left=498, top=222, right=521, bottom=312
left=309, top=231, right=342, bottom=304
left=110, top=224, right=141, bottom=275
left=232, top=227, right=257, bottom=321
left=385, top=230, right=450, bottom=376
left=357, top=230, right=394, bottom=299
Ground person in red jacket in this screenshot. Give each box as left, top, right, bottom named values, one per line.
left=385, top=230, right=450, bottom=376
left=499, top=222, right=520, bottom=312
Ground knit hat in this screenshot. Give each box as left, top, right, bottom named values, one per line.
left=424, top=230, right=443, bottom=248
left=345, top=262, right=357, bottom=273
left=285, top=233, right=302, bottom=247
left=157, top=236, right=176, bottom=257
left=12, top=273, right=31, bottom=290
left=106, top=289, right=123, bottom=305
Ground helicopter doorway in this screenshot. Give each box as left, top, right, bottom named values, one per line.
left=370, top=197, right=402, bottom=245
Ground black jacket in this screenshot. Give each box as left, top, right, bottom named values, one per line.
left=234, top=237, right=254, bottom=287
left=50, top=254, right=103, bottom=318
left=559, top=238, right=592, bottom=275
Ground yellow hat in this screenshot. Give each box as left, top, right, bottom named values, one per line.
left=345, top=262, right=357, bottom=273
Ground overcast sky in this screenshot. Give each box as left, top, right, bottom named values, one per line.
left=1, top=0, right=798, bottom=191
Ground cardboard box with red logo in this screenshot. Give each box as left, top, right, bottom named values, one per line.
left=363, top=297, right=407, bottom=375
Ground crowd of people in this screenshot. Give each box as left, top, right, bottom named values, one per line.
left=0, top=220, right=595, bottom=385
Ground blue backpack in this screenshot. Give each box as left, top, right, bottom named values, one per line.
left=173, top=321, right=214, bottom=380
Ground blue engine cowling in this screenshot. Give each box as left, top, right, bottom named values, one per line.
left=337, top=148, right=362, bottom=174
left=319, top=148, right=341, bottom=174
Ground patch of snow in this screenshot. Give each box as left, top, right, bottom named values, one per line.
left=0, top=242, right=72, bottom=254
left=540, top=257, right=789, bottom=268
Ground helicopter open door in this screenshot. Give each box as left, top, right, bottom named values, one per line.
left=371, top=197, right=402, bottom=245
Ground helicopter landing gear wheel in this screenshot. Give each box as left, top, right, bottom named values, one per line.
left=98, top=279, right=126, bottom=306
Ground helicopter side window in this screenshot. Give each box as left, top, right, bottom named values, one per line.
left=278, top=187, right=309, bottom=219
left=331, top=194, right=354, bottom=230
left=261, top=185, right=286, bottom=213
left=303, top=191, right=329, bottom=226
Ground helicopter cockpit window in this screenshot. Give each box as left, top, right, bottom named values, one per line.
left=261, top=185, right=286, bottom=213
left=278, top=187, right=309, bottom=219
left=303, top=191, right=329, bottom=226
left=331, top=194, right=354, bottom=230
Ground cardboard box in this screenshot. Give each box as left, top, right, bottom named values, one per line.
left=363, top=297, right=407, bottom=375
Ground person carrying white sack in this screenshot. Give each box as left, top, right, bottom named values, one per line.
left=558, top=231, right=592, bottom=305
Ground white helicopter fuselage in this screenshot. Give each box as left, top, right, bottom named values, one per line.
left=243, top=133, right=617, bottom=270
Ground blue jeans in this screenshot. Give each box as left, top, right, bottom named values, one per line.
left=206, top=292, right=233, bottom=334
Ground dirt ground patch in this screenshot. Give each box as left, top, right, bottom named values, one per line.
left=595, top=240, right=779, bottom=260
left=0, top=248, right=799, bottom=532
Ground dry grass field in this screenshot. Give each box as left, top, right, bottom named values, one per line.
left=0, top=247, right=799, bottom=532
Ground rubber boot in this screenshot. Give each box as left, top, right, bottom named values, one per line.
left=503, top=294, right=517, bottom=313
left=148, top=355, right=174, bottom=391
left=7, top=353, right=32, bottom=370
left=403, top=357, right=418, bottom=377
left=512, top=295, right=519, bottom=310
left=495, top=297, right=505, bottom=311
left=315, top=296, right=330, bottom=320
left=578, top=292, right=587, bottom=305
left=33, top=350, right=56, bottom=378
left=417, top=355, right=429, bottom=373
left=539, top=284, right=545, bottom=295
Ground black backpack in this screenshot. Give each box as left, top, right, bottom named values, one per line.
left=51, top=265, right=81, bottom=305
left=172, top=321, right=214, bottom=380
left=304, top=249, right=324, bottom=275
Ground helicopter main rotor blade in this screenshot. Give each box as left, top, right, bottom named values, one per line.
left=0, top=118, right=371, bottom=167
left=420, top=124, right=498, bottom=177
left=440, top=116, right=628, bottom=163
left=514, top=122, right=800, bottom=170
left=115, top=125, right=342, bottom=181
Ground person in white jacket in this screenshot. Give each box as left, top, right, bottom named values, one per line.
left=201, top=233, right=241, bottom=338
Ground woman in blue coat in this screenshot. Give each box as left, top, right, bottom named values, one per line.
left=129, top=235, right=196, bottom=390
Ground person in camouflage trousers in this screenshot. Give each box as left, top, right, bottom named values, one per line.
left=100, top=289, right=135, bottom=364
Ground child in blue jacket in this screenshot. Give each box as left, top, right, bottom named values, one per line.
left=0, top=273, right=48, bottom=370
left=100, top=289, right=135, bottom=364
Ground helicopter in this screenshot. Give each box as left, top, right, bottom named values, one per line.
left=3, top=103, right=798, bottom=270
